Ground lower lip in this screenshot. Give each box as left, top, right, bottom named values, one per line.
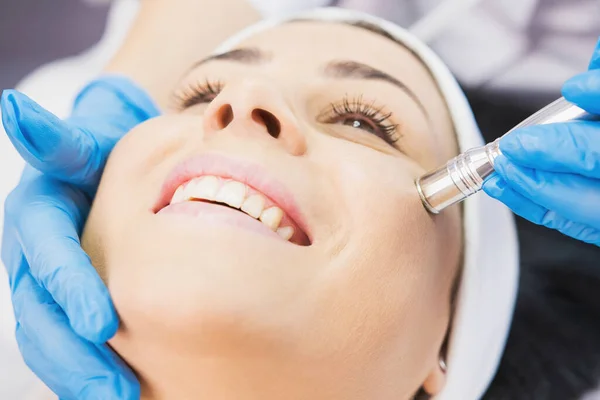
left=157, top=201, right=282, bottom=240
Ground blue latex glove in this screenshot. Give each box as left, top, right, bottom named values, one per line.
left=483, top=38, right=600, bottom=247
left=1, top=76, right=159, bottom=399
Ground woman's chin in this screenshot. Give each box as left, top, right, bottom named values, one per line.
left=102, top=226, right=318, bottom=340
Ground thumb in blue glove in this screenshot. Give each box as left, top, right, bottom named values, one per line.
left=3, top=77, right=158, bottom=190
left=1, top=76, right=159, bottom=399
left=483, top=37, right=600, bottom=246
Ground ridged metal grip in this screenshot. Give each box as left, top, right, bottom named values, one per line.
left=416, top=97, right=599, bottom=214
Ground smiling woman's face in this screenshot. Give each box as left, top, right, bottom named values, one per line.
left=82, top=21, right=463, bottom=400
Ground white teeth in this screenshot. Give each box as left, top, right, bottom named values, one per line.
left=241, top=195, right=265, bottom=219
left=260, top=207, right=283, bottom=231
left=168, top=176, right=296, bottom=242
left=171, top=185, right=186, bottom=204
left=215, top=180, right=247, bottom=208
left=277, top=226, right=294, bottom=241
left=186, top=176, right=219, bottom=201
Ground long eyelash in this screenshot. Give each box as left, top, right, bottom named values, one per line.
left=172, top=79, right=224, bottom=110
left=328, top=94, right=400, bottom=144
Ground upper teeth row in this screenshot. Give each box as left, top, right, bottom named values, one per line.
left=170, top=176, right=294, bottom=241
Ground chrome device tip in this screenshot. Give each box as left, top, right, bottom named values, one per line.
left=416, top=97, right=598, bottom=214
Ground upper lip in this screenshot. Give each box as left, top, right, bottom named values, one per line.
left=152, top=152, right=311, bottom=241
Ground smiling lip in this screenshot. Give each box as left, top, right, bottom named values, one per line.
left=158, top=200, right=283, bottom=240
left=152, top=153, right=311, bottom=242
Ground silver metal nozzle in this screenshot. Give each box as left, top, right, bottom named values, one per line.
left=416, top=97, right=599, bottom=214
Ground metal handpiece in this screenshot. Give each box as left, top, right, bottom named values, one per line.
left=416, top=97, right=599, bottom=214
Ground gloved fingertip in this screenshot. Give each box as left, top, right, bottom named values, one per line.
left=482, top=175, right=507, bottom=199
left=492, top=155, right=529, bottom=189
left=492, top=154, right=510, bottom=176
left=1, top=90, right=65, bottom=163
left=1, top=89, right=20, bottom=130
left=561, top=73, right=587, bottom=98
left=70, top=292, right=119, bottom=343
left=1, top=88, right=16, bottom=107
left=562, top=70, right=600, bottom=115
left=498, top=132, right=524, bottom=156
left=499, top=125, right=551, bottom=163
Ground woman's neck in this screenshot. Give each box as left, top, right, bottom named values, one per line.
left=114, top=331, right=409, bottom=399
left=138, top=357, right=337, bottom=400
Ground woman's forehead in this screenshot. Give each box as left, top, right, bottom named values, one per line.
left=232, top=21, right=427, bottom=75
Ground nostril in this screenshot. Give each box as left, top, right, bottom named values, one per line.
left=216, top=104, right=234, bottom=129
left=252, top=109, right=281, bottom=138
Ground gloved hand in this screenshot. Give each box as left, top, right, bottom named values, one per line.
left=483, top=38, right=600, bottom=247
left=1, top=76, right=159, bottom=399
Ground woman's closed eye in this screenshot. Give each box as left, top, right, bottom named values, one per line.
left=172, top=79, right=224, bottom=110
left=172, top=80, right=401, bottom=146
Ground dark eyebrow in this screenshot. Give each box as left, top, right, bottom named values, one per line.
left=324, top=60, right=428, bottom=118
left=184, top=51, right=428, bottom=119
left=186, top=48, right=269, bottom=72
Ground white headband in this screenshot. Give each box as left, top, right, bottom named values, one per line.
left=215, top=8, right=519, bottom=399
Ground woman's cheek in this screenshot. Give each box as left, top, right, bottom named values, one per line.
left=81, top=210, right=107, bottom=283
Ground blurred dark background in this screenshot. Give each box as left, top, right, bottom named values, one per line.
left=0, top=0, right=109, bottom=90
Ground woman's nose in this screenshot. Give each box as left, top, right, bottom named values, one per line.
left=203, top=81, right=307, bottom=156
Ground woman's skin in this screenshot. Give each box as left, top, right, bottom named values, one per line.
left=83, top=21, right=463, bottom=400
